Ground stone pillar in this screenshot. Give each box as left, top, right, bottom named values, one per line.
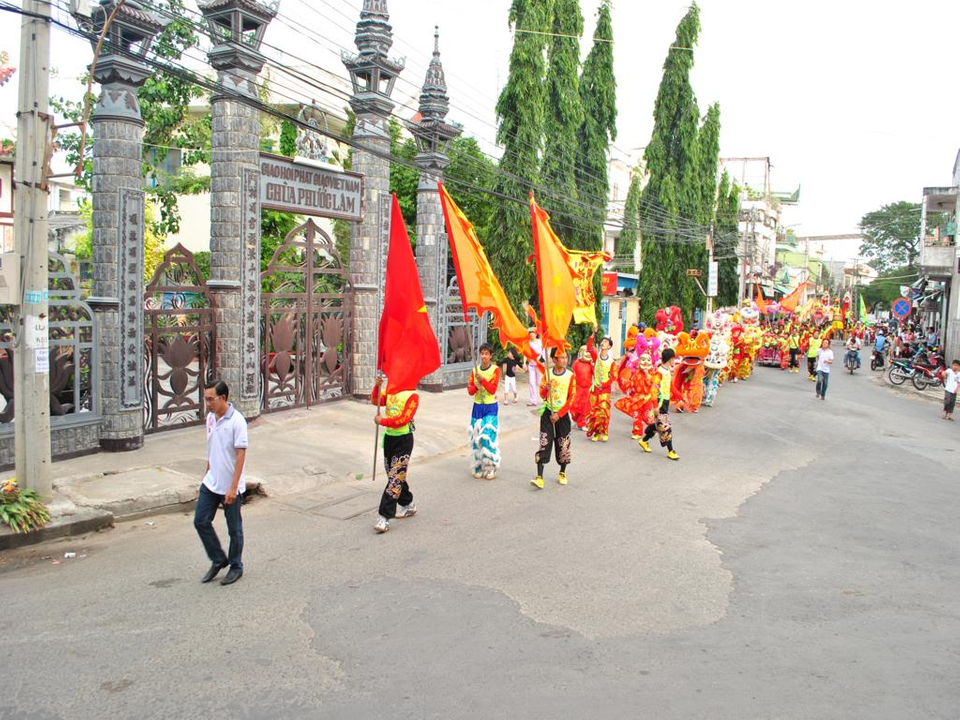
left=84, top=2, right=165, bottom=451
left=409, top=29, right=461, bottom=391
left=200, top=0, right=277, bottom=418
left=343, top=0, right=404, bottom=398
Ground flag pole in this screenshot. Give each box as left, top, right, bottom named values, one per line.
left=372, top=371, right=385, bottom=483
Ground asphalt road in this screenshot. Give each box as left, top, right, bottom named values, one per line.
left=2, top=364, right=958, bottom=719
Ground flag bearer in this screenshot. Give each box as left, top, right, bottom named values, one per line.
left=372, top=376, right=420, bottom=534
left=532, top=347, right=576, bottom=489
left=468, top=344, right=502, bottom=480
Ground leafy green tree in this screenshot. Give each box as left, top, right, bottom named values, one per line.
left=637, top=3, right=704, bottom=324
left=687, top=102, right=720, bottom=296
left=445, top=136, right=498, bottom=243
left=576, top=0, right=617, bottom=251
left=858, top=201, right=922, bottom=274
left=616, top=174, right=642, bottom=267
left=388, top=119, right=420, bottom=243
left=714, top=171, right=741, bottom=307
left=490, top=0, right=553, bottom=312
left=279, top=119, right=298, bottom=157
left=74, top=200, right=165, bottom=283
left=860, top=265, right=919, bottom=311
left=540, top=0, right=584, bottom=246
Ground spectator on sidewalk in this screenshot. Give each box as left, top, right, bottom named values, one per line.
left=943, top=359, right=959, bottom=421
left=501, top=346, right=521, bottom=405
left=195, top=380, right=248, bottom=586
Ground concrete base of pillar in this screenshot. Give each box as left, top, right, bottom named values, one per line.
left=100, top=435, right=144, bottom=452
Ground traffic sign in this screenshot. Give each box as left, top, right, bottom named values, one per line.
left=891, top=297, right=911, bottom=318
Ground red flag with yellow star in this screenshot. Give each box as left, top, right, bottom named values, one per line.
left=377, top=194, right=441, bottom=392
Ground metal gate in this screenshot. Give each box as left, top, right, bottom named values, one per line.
left=260, top=219, right=352, bottom=412
left=143, top=244, right=216, bottom=433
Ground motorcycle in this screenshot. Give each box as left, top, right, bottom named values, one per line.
left=887, top=359, right=915, bottom=386
left=911, top=352, right=945, bottom=391
left=870, top=347, right=886, bottom=371
left=844, top=348, right=861, bottom=374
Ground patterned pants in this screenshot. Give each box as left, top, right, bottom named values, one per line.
left=470, top=408, right=501, bottom=477
left=643, top=402, right=674, bottom=450
left=585, top=391, right=611, bottom=438
left=379, top=433, right=414, bottom=519
left=535, top=412, right=572, bottom=467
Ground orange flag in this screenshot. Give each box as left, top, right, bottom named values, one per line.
left=780, top=282, right=807, bottom=313
left=755, top=285, right=768, bottom=315
left=377, top=194, right=442, bottom=393
left=530, top=193, right=610, bottom=348
left=437, top=183, right=535, bottom=361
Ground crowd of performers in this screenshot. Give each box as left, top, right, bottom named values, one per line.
left=370, top=301, right=792, bottom=534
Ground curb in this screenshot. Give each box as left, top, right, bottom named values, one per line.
left=0, top=508, right=114, bottom=552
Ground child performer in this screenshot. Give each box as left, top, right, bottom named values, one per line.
left=806, top=332, right=822, bottom=380
left=638, top=348, right=680, bottom=461
left=468, top=344, right=501, bottom=480
left=532, top=347, right=576, bottom=489
left=585, top=336, right=616, bottom=442
left=570, top=345, right=595, bottom=431
left=372, top=376, right=419, bottom=534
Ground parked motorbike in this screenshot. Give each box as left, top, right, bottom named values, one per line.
left=911, top=352, right=945, bottom=391
left=887, top=359, right=915, bottom=386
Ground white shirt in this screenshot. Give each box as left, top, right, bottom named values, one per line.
left=203, top=404, right=249, bottom=495
left=816, top=348, right=834, bottom=373
left=945, top=368, right=959, bottom=394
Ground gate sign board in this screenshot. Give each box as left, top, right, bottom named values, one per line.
left=891, top=297, right=911, bottom=318
left=707, top=261, right=718, bottom=297
left=259, top=153, right=363, bottom=222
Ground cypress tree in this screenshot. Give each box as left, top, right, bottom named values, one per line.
left=637, top=3, right=703, bottom=324
left=490, top=0, right=554, bottom=312
left=575, top=0, right=617, bottom=251
left=689, top=103, right=720, bottom=303
left=540, top=0, right=584, bottom=246
left=616, top=174, right=642, bottom=269
left=714, top=171, right=741, bottom=307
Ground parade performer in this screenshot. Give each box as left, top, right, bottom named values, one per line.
left=467, top=343, right=501, bottom=480
left=615, top=329, right=646, bottom=439
left=639, top=348, right=680, bottom=461
left=570, top=343, right=595, bottom=431
left=672, top=332, right=709, bottom=413
left=787, top=327, right=800, bottom=373
left=703, top=328, right=730, bottom=407
left=585, top=336, right=616, bottom=441
left=806, top=332, right=822, bottom=380
left=532, top=347, right=576, bottom=489
left=373, top=377, right=420, bottom=534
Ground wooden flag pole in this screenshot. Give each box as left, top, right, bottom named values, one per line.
left=371, top=372, right=385, bottom=484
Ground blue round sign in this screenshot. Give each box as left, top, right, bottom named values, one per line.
left=892, top=297, right=911, bottom=318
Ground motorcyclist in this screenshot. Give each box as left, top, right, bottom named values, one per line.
left=845, top=334, right=862, bottom=370
left=873, top=330, right=887, bottom=369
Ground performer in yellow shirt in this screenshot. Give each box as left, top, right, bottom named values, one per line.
left=467, top=344, right=501, bottom=480
left=585, top=336, right=616, bottom=442
left=532, top=347, right=576, bottom=489
left=372, top=377, right=420, bottom=534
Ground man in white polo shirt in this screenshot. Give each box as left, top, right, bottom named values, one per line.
left=195, top=380, right=248, bottom=586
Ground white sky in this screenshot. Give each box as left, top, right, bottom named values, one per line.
left=2, top=0, right=959, bottom=262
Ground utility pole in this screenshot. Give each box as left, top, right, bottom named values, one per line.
left=706, top=224, right=715, bottom=316
left=14, top=0, right=52, bottom=494
left=738, top=211, right=750, bottom=302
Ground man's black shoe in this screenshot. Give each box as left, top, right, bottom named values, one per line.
left=201, top=561, right=228, bottom=583
left=220, top=568, right=243, bottom=586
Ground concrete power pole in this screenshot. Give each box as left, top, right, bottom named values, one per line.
left=13, top=0, right=52, bottom=494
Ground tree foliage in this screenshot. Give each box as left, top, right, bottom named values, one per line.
left=637, top=3, right=704, bottom=324
left=540, top=0, right=583, bottom=246
left=860, top=265, right=920, bottom=311
left=74, top=199, right=165, bottom=283
left=279, top=119, right=298, bottom=157
left=858, top=201, right=922, bottom=274
left=489, top=0, right=553, bottom=313
left=576, top=0, right=617, bottom=251
left=616, top=174, right=642, bottom=268
left=714, top=171, right=741, bottom=307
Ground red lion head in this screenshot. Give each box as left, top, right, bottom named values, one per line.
left=655, top=306, right=684, bottom=335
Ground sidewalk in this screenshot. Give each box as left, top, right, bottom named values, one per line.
left=1, top=390, right=543, bottom=548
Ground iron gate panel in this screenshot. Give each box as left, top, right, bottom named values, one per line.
left=440, top=276, right=488, bottom=369
left=260, top=219, right=351, bottom=412
left=0, top=252, right=99, bottom=428
left=143, top=244, right=216, bottom=433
